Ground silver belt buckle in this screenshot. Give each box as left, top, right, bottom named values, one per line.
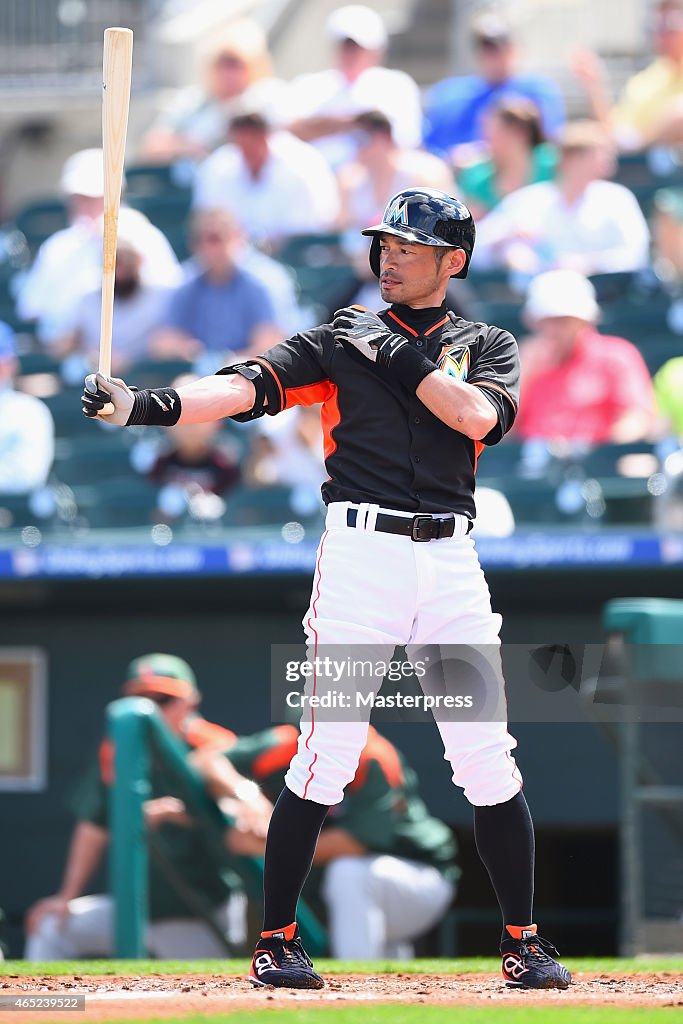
left=410, top=514, right=434, bottom=542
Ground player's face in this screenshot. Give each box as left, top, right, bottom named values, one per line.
left=378, top=234, right=455, bottom=307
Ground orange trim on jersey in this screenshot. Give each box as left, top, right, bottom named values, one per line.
left=283, top=379, right=336, bottom=411
left=253, top=357, right=285, bottom=411
left=99, top=738, right=115, bottom=786
left=320, top=384, right=341, bottom=459
left=470, top=380, right=518, bottom=412
left=387, top=310, right=418, bottom=336
left=473, top=439, right=485, bottom=473
left=424, top=315, right=450, bottom=336
left=348, top=725, right=404, bottom=792
left=184, top=716, right=237, bottom=752
left=251, top=725, right=300, bottom=779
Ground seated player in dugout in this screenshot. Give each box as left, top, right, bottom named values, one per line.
left=193, top=724, right=456, bottom=959
left=82, top=188, right=572, bottom=991
left=24, top=654, right=273, bottom=960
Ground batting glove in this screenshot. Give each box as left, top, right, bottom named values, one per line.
left=81, top=373, right=135, bottom=426
left=333, top=306, right=437, bottom=392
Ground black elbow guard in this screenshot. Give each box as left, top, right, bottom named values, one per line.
left=216, top=361, right=282, bottom=421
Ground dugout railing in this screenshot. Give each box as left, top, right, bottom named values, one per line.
left=106, top=696, right=327, bottom=958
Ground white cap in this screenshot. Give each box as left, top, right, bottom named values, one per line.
left=523, top=270, right=600, bottom=323
left=60, top=148, right=105, bottom=197
left=326, top=5, right=387, bottom=50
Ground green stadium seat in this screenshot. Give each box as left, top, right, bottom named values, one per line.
left=124, top=162, right=193, bottom=197
left=277, top=232, right=346, bottom=268
left=70, top=475, right=160, bottom=529
left=18, top=350, right=62, bottom=376
left=54, top=444, right=134, bottom=486
left=223, top=485, right=317, bottom=528
left=597, top=477, right=653, bottom=525
left=127, top=357, right=194, bottom=389
left=580, top=442, right=658, bottom=478
left=15, top=200, right=68, bottom=251
left=42, top=388, right=95, bottom=437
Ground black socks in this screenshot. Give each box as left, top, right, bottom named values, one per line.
left=473, top=791, right=535, bottom=944
left=262, top=786, right=329, bottom=932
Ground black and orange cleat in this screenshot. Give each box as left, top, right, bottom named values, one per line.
left=249, top=923, right=324, bottom=990
left=500, top=924, right=571, bottom=990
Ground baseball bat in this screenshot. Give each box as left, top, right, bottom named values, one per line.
left=97, top=27, right=133, bottom=414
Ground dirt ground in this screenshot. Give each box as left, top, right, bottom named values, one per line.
left=1, top=972, right=682, bottom=1020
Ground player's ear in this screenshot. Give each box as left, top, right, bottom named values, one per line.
left=448, top=249, right=467, bottom=276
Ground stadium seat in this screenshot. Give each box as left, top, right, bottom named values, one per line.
left=127, top=357, right=194, bottom=389
left=54, top=444, right=134, bottom=486
left=14, top=199, right=68, bottom=251
left=70, top=476, right=161, bottom=529
left=42, top=388, right=96, bottom=437
left=124, top=162, right=194, bottom=197
left=223, top=485, right=318, bottom=528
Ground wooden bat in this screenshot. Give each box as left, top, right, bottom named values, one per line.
left=97, top=27, right=133, bottom=412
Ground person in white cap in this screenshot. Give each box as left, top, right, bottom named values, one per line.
left=16, top=149, right=181, bottom=343
left=515, top=270, right=654, bottom=444
left=54, top=208, right=176, bottom=374
left=286, top=4, right=422, bottom=169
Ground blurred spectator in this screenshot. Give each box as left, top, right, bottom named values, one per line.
left=456, top=97, right=557, bottom=218
left=515, top=270, right=654, bottom=444
left=474, top=121, right=650, bottom=275
left=287, top=5, right=422, bottom=170
left=424, top=12, right=565, bottom=159
left=147, top=376, right=241, bottom=499
left=193, top=92, right=340, bottom=247
left=0, top=322, right=54, bottom=494
left=654, top=356, right=683, bottom=438
left=573, top=1, right=683, bottom=151
left=652, top=187, right=683, bottom=282
left=16, top=150, right=181, bottom=343
left=246, top=405, right=326, bottom=497
left=141, top=19, right=279, bottom=162
left=471, top=487, right=515, bottom=537
left=153, top=209, right=281, bottom=362
left=54, top=216, right=172, bottom=374
left=23, top=653, right=269, bottom=959
left=198, top=724, right=457, bottom=959
left=336, top=110, right=453, bottom=230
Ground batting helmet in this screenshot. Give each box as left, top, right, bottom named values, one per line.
left=361, top=187, right=476, bottom=279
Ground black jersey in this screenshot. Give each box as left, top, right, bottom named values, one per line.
left=243, top=302, right=519, bottom=518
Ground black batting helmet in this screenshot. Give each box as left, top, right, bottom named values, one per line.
left=361, top=187, right=476, bottom=279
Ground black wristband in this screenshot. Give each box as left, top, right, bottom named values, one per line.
left=126, top=388, right=181, bottom=427
left=376, top=336, right=437, bottom=392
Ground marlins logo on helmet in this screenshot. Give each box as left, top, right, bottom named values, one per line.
left=437, top=345, right=469, bottom=381
left=385, top=195, right=409, bottom=226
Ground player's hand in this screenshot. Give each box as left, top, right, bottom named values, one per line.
left=24, top=895, right=70, bottom=934
left=143, top=796, right=191, bottom=829
left=333, top=306, right=391, bottom=361
left=81, top=372, right=135, bottom=425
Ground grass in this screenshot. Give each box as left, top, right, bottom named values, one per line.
left=33, top=1010, right=683, bottom=1024
left=2, top=957, right=683, bottom=976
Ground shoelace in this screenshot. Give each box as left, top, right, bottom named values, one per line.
left=519, top=935, right=561, bottom=963
left=281, top=938, right=314, bottom=969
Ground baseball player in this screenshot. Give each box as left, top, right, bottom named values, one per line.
left=82, top=187, right=571, bottom=990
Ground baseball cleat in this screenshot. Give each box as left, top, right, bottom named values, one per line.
left=249, top=925, right=325, bottom=989
left=501, top=927, right=571, bottom=989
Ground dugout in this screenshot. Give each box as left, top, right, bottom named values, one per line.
left=0, top=550, right=681, bottom=959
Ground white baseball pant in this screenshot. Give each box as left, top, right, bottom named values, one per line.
left=321, top=854, right=455, bottom=959
left=285, top=502, right=523, bottom=807
left=24, top=892, right=246, bottom=960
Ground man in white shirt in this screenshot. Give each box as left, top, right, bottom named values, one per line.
left=17, top=150, right=181, bottom=343
left=0, top=323, right=54, bottom=494
left=474, top=121, right=650, bottom=275
left=193, top=103, right=340, bottom=248
left=286, top=4, right=422, bottom=169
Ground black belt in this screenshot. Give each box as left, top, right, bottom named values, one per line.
left=346, top=508, right=462, bottom=542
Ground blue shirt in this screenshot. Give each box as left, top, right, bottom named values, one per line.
left=423, top=74, right=566, bottom=155
left=166, top=266, right=276, bottom=353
